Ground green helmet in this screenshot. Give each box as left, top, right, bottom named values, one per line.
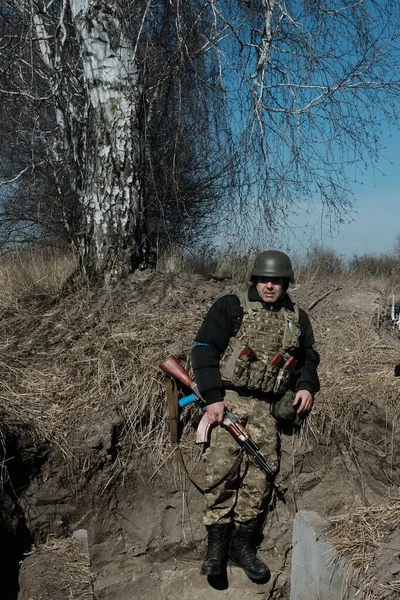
left=251, top=250, right=295, bottom=283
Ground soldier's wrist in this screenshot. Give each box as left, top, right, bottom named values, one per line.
left=203, top=389, right=225, bottom=405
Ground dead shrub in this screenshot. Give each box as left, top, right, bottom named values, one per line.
left=156, top=244, right=218, bottom=276
left=348, top=253, right=400, bottom=279
left=296, top=246, right=344, bottom=281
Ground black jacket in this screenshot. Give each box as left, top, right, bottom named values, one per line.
left=191, top=284, right=320, bottom=405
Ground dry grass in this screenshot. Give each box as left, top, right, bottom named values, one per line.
left=0, top=267, right=212, bottom=490
left=19, top=535, right=93, bottom=599
left=156, top=244, right=259, bottom=282
left=312, top=320, right=400, bottom=438
left=294, top=246, right=345, bottom=281
left=1, top=248, right=400, bottom=597
left=0, top=247, right=76, bottom=309
left=327, top=500, right=400, bottom=599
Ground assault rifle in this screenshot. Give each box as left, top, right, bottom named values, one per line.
left=160, top=356, right=277, bottom=480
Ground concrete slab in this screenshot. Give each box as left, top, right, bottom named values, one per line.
left=290, top=510, right=359, bottom=600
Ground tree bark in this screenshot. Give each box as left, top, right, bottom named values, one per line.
left=69, top=0, right=147, bottom=283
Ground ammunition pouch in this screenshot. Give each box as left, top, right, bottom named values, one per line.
left=269, top=390, right=302, bottom=425
left=221, top=341, right=293, bottom=395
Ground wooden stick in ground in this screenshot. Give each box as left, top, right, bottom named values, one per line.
left=308, top=286, right=342, bottom=311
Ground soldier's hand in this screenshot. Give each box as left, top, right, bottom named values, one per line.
left=206, top=400, right=229, bottom=424
left=293, top=390, right=313, bottom=415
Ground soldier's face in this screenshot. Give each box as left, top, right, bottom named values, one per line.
left=256, top=277, right=284, bottom=304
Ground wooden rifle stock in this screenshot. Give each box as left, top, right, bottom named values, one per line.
left=160, top=356, right=197, bottom=390
left=160, top=356, right=209, bottom=441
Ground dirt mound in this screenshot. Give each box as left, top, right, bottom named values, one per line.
left=0, top=271, right=399, bottom=599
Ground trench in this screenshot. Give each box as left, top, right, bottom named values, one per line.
left=0, top=437, right=44, bottom=600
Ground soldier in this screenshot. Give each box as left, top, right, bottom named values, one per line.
left=191, top=250, right=319, bottom=581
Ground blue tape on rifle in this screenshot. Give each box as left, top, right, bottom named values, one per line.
left=178, top=393, right=197, bottom=407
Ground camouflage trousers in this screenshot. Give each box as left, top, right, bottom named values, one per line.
left=202, top=389, right=278, bottom=526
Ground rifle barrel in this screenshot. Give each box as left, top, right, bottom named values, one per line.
left=242, top=440, right=275, bottom=478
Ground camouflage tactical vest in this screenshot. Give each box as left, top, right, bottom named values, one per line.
left=220, top=291, right=300, bottom=395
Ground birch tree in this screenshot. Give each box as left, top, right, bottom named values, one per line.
left=69, top=1, right=144, bottom=280
left=0, top=1, right=229, bottom=280
left=0, top=1, right=400, bottom=281
left=33, top=1, right=147, bottom=282
left=0, top=1, right=145, bottom=280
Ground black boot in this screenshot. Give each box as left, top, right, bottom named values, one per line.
left=201, top=523, right=231, bottom=576
left=229, top=521, right=270, bottom=581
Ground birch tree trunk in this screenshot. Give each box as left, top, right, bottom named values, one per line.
left=69, top=0, right=146, bottom=283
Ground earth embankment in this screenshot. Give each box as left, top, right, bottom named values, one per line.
left=0, top=271, right=399, bottom=599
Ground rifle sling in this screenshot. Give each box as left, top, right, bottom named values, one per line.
left=165, top=377, right=242, bottom=494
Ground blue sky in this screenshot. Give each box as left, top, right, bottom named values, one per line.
left=220, top=129, right=400, bottom=260
left=285, top=126, right=400, bottom=260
